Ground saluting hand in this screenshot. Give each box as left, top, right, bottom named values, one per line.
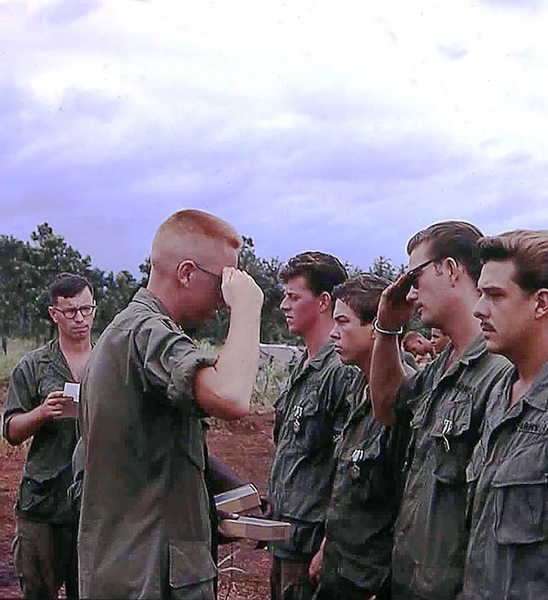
left=221, top=267, right=264, bottom=314
left=376, top=273, right=416, bottom=331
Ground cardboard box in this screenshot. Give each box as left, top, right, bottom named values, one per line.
left=214, top=484, right=261, bottom=513
left=219, top=516, right=291, bottom=541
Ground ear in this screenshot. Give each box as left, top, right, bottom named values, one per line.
left=318, top=291, right=332, bottom=313
left=534, top=288, right=548, bottom=319
left=48, top=306, right=59, bottom=324
left=176, top=260, right=195, bottom=287
left=445, top=257, right=460, bottom=284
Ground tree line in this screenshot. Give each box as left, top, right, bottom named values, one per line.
left=0, top=223, right=404, bottom=352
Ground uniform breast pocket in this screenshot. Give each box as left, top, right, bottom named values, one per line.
left=432, top=394, right=473, bottom=485
left=492, top=443, right=548, bottom=545
left=291, top=398, right=324, bottom=452
left=347, top=436, right=386, bottom=502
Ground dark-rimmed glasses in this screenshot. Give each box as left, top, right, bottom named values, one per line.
left=405, top=259, right=438, bottom=288
left=50, top=304, right=96, bottom=319
left=193, top=262, right=223, bottom=284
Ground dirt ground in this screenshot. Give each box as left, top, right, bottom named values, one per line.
left=0, top=382, right=275, bottom=600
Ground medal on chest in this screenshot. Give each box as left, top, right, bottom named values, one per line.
left=350, top=449, right=364, bottom=480
left=293, top=405, right=304, bottom=434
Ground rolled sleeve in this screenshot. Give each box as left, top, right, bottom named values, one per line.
left=2, top=358, right=37, bottom=441
left=136, top=317, right=218, bottom=408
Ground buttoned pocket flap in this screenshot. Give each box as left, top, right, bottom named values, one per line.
left=492, top=444, right=548, bottom=544
left=431, top=394, right=473, bottom=439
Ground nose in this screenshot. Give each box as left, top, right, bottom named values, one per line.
left=74, top=309, right=85, bottom=322
left=406, top=286, right=418, bottom=303
left=329, top=325, right=339, bottom=340
left=473, top=296, right=487, bottom=320
left=280, top=296, right=288, bottom=311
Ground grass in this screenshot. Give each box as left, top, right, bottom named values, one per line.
left=0, top=338, right=291, bottom=415
left=198, top=340, right=291, bottom=415
left=0, top=338, right=38, bottom=384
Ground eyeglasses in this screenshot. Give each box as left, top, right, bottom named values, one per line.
left=405, top=259, right=438, bottom=288
left=51, top=304, right=96, bottom=319
left=193, top=262, right=223, bottom=284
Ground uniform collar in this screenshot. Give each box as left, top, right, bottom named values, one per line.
left=453, top=334, right=488, bottom=366
left=133, top=288, right=171, bottom=318
left=302, top=342, right=338, bottom=371
left=520, top=359, right=548, bottom=412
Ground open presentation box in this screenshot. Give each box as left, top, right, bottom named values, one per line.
left=214, top=484, right=291, bottom=541
left=214, top=483, right=261, bottom=513
left=218, top=516, right=291, bottom=542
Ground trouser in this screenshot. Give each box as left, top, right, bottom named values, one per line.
left=270, top=555, right=317, bottom=600
left=314, top=577, right=391, bottom=600
left=315, top=541, right=391, bottom=600
left=167, top=579, right=217, bottom=600
left=13, top=517, right=78, bottom=600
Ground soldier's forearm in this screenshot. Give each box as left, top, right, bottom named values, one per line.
left=4, top=407, right=46, bottom=445
left=207, top=453, right=245, bottom=495
left=370, top=335, right=405, bottom=425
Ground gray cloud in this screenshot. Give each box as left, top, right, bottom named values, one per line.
left=30, top=0, right=102, bottom=25
left=437, top=44, right=468, bottom=61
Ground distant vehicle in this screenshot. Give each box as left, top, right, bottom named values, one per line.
left=259, top=343, right=303, bottom=367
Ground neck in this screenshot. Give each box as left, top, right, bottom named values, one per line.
left=358, top=354, right=372, bottom=382
left=58, top=334, right=92, bottom=355
left=509, top=330, right=548, bottom=391
left=302, top=317, right=334, bottom=358
left=440, top=288, right=482, bottom=358
left=147, top=279, right=180, bottom=324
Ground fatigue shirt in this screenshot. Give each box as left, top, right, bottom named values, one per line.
left=78, top=288, right=217, bottom=599
left=323, top=372, right=397, bottom=592
left=460, top=360, right=548, bottom=600
left=268, top=343, right=355, bottom=559
left=2, top=339, right=78, bottom=524
left=392, top=337, right=511, bottom=600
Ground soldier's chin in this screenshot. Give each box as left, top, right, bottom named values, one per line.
left=338, top=352, right=351, bottom=365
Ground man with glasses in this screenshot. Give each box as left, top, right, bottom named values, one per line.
left=369, top=221, right=511, bottom=600
left=78, top=210, right=263, bottom=600
left=3, top=273, right=96, bottom=599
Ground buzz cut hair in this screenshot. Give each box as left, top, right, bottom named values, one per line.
left=407, top=220, right=484, bottom=283
left=478, top=229, right=548, bottom=294
left=332, top=273, right=391, bottom=325
left=154, top=209, right=242, bottom=251
left=278, top=251, right=348, bottom=296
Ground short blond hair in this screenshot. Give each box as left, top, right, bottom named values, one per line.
left=154, top=209, right=242, bottom=250
left=150, top=209, right=242, bottom=275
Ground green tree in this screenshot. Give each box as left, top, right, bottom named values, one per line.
left=368, top=255, right=405, bottom=281
left=95, top=271, right=139, bottom=332
left=0, top=235, right=37, bottom=349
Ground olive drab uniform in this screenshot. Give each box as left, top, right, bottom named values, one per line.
left=317, top=372, right=397, bottom=600
left=460, top=360, right=548, bottom=599
left=78, top=289, right=217, bottom=600
left=2, top=339, right=79, bottom=598
left=268, top=343, right=354, bottom=600
left=391, top=337, right=511, bottom=600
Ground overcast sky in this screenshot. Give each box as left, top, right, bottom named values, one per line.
left=2, top=0, right=548, bottom=275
